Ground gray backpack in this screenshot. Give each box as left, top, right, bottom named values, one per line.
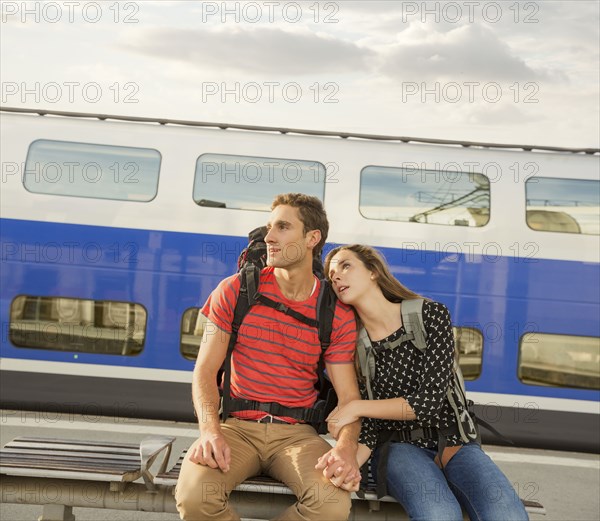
left=355, top=298, right=479, bottom=444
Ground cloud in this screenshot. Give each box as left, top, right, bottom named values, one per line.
left=121, top=26, right=373, bottom=76
left=462, top=103, right=545, bottom=126
left=378, top=23, right=567, bottom=83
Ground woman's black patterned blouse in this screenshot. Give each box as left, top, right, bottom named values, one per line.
left=359, top=300, right=464, bottom=451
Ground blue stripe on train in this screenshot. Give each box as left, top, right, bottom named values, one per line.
left=1, top=218, right=598, bottom=402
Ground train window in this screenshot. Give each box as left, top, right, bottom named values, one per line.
left=23, top=140, right=161, bottom=201
left=360, top=166, right=490, bottom=226
left=9, top=296, right=146, bottom=356
left=180, top=308, right=206, bottom=360
left=526, top=177, right=599, bottom=235
left=453, top=327, right=483, bottom=380
left=194, top=154, right=326, bottom=211
left=519, top=333, right=600, bottom=390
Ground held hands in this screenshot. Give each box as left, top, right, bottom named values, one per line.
left=315, top=443, right=372, bottom=492
left=315, top=445, right=362, bottom=492
left=187, top=429, right=231, bottom=472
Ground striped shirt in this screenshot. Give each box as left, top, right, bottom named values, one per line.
left=201, top=267, right=357, bottom=421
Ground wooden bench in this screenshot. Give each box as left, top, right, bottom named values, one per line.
left=0, top=436, right=546, bottom=520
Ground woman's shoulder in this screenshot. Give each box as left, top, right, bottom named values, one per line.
left=420, top=299, right=451, bottom=323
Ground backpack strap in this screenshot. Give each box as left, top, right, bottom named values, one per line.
left=221, top=266, right=260, bottom=421
left=315, top=279, right=335, bottom=350
left=312, top=280, right=338, bottom=432
left=400, top=298, right=427, bottom=353
left=254, top=293, right=319, bottom=328
left=356, top=327, right=375, bottom=401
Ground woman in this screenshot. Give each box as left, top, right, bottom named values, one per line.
left=321, top=244, right=529, bottom=521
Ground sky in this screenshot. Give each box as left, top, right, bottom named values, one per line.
left=1, top=0, right=599, bottom=148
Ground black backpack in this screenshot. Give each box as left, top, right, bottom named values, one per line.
left=219, top=226, right=338, bottom=433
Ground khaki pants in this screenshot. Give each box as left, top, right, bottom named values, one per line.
left=175, top=418, right=351, bottom=521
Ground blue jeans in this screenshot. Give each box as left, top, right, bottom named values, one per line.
left=372, top=442, right=529, bottom=521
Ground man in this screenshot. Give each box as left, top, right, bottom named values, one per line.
left=176, top=193, right=362, bottom=521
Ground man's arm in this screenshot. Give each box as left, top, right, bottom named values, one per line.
left=188, top=319, right=231, bottom=472
left=315, top=362, right=362, bottom=487
left=326, top=362, right=362, bottom=447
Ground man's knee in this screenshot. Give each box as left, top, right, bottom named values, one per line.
left=303, top=483, right=352, bottom=521
left=175, top=476, right=233, bottom=520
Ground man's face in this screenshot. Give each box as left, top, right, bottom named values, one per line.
left=265, top=205, right=317, bottom=268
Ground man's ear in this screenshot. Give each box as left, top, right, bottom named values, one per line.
left=306, top=229, right=321, bottom=250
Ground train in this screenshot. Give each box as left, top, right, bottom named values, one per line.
left=1, top=107, right=598, bottom=453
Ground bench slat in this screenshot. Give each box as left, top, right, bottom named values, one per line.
left=1, top=461, right=138, bottom=473
left=1, top=448, right=139, bottom=461
left=1, top=454, right=139, bottom=468
left=12, top=437, right=139, bottom=449
left=1, top=467, right=141, bottom=482
left=6, top=441, right=138, bottom=455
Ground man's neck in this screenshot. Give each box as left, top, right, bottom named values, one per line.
left=273, top=265, right=316, bottom=301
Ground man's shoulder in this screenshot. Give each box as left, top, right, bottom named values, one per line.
left=259, top=266, right=275, bottom=279
left=213, top=272, right=242, bottom=296
left=330, top=291, right=353, bottom=314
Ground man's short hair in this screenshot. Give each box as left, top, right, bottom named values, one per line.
left=271, top=193, right=329, bottom=259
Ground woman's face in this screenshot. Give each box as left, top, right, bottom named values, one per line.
left=328, top=249, right=376, bottom=306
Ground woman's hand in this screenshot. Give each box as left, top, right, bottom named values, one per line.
left=315, top=452, right=362, bottom=492
left=326, top=400, right=363, bottom=439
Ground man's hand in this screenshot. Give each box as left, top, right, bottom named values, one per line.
left=315, top=444, right=361, bottom=491
left=187, top=429, right=231, bottom=472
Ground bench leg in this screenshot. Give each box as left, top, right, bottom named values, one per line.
left=38, top=504, right=75, bottom=521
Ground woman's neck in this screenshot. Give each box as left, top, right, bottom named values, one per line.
left=354, top=295, right=402, bottom=342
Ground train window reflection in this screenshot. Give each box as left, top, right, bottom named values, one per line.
left=24, top=140, right=161, bottom=202
left=453, top=327, right=483, bottom=380
left=9, top=296, right=146, bottom=355
left=360, top=166, right=490, bottom=226
left=526, top=177, right=599, bottom=235
left=519, top=333, right=600, bottom=390
left=194, top=154, right=326, bottom=211
left=181, top=308, right=206, bottom=360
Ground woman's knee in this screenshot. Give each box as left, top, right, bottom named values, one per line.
left=445, top=444, right=529, bottom=521
left=393, top=484, right=463, bottom=521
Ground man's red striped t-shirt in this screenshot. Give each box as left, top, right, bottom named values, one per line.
left=201, top=267, right=357, bottom=421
